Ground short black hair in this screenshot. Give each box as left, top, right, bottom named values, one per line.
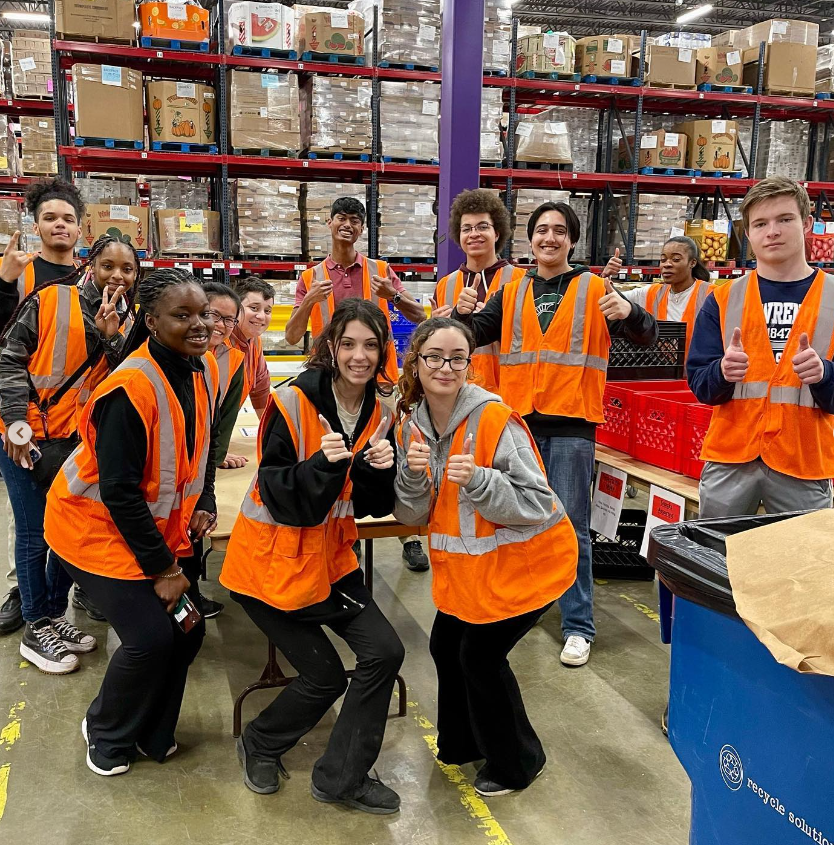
left=527, top=201, right=580, bottom=245
left=25, top=177, right=85, bottom=222
left=231, top=274, right=275, bottom=302
left=202, top=280, right=242, bottom=311
left=330, top=196, right=366, bottom=224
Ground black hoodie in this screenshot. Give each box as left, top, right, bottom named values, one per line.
left=257, top=367, right=397, bottom=527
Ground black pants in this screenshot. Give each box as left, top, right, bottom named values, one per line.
left=429, top=603, right=552, bottom=789
left=233, top=591, right=405, bottom=800
left=60, top=556, right=205, bottom=762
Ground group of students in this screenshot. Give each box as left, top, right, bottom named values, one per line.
left=1, top=172, right=833, bottom=816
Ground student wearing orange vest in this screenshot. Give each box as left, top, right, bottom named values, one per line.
left=44, top=268, right=220, bottom=776
left=220, top=298, right=404, bottom=814
left=393, top=317, right=578, bottom=797
left=454, top=201, right=657, bottom=667
left=229, top=275, right=274, bottom=419
left=603, top=237, right=713, bottom=360
left=688, top=177, right=834, bottom=517
left=0, top=234, right=138, bottom=673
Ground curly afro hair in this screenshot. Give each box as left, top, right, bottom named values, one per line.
left=448, top=188, right=511, bottom=254
left=25, top=177, right=85, bottom=222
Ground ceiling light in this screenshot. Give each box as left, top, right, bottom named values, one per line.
left=676, top=3, right=713, bottom=24
left=2, top=11, right=50, bottom=22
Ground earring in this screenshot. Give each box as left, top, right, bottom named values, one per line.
left=331, top=355, right=337, bottom=368
left=412, top=370, right=417, bottom=378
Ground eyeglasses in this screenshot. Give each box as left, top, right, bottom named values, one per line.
left=208, top=310, right=239, bottom=329
left=418, top=353, right=471, bottom=371
left=460, top=222, right=494, bottom=235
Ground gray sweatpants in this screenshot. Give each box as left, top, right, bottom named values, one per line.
left=699, top=459, right=833, bottom=519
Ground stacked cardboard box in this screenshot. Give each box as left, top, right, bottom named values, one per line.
left=816, top=44, right=834, bottom=94
left=755, top=121, right=809, bottom=180
left=156, top=210, right=221, bottom=255
left=147, top=81, right=216, bottom=146
left=511, top=189, right=570, bottom=260
left=73, top=64, right=144, bottom=143
left=149, top=178, right=211, bottom=253
left=618, top=129, right=688, bottom=172
left=575, top=35, right=635, bottom=79
left=76, top=177, right=140, bottom=206
left=302, top=183, right=368, bottom=259
left=235, top=178, right=302, bottom=257
left=517, top=32, right=576, bottom=76
left=643, top=45, right=697, bottom=88
left=673, top=119, right=738, bottom=172
left=0, top=198, right=20, bottom=253
left=300, top=77, right=372, bottom=156
left=0, top=116, right=20, bottom=177
left=380, top=81, right=439, bottom=161
left=229, top=70, right=300, bottom=152
left=56, top=0, right=136, bottom=42
left=378, top=183, right=436, bottom=259
left=515, top=106, right=572, bottom=165
left=294, top=6, right=364, bottom=57
left=82, top=205, right=151, bottom=254
left=608, top=194, right=689, bottom=262
left=11, top=30, right=51, bottom=99
left=480, top=87, right=504, bottom=163
left=695, top=47, right=744, bottom=87
left=483, top=0, right=513, bottom=73
left=226, top=1, right=294, bottom=53
left=349, top=0, right=440, bottom=69
left=20, top=116, right=57, bottom=175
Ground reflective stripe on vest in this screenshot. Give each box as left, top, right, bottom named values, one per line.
left=310, top=258, right=391, bottom=337
left=29, top=285, right=77, bottom=390
left=215, top=343, right=232, bottom=405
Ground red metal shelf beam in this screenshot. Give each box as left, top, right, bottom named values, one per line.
left=0, top=98, right=55, bottom=116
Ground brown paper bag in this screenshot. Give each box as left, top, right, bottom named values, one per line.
left=725, top=509, right=834, bottom=675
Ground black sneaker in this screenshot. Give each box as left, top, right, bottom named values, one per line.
left=82, top=718, right=130, bottom=777
left=311, top=776, right=401, bottom=815
left=20, top=618, right=79, bottom=674
left=200, top=595, right=224, bottom=619
left=0, top=586, right=23, bottom=634
left=474, top=764, right=544, bottom=797
left=402, top=540, right=429, bottom=572
left=51, top=616, right=97, bottom=653
left=72, top=588, right=106, bottom=622
left=237, top=735, right=289, bottom=794
left=352, top=539, right=362, bottom=562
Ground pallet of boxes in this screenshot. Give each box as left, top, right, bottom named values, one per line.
left=150, top=177, right=220, bottom=258
left=641, top=42, right=697, bottom=90
left=228, top=70, right=300, bottom=155
left=300, top=75, right=372, bottom=160
left=575, top=35, right=635, bottom=82
left=515, top=106, right=572, bottom=169
left=235, top=179, right=302, bottom=259
left=295, top=6, right=365, bottom=62
left=147, top=80, right=216, bottom=151
left=349, top=0, right=440, bottom=70
left=55, top=0, right=136, bottom=42
left=516, top=31, right=576, bottom=79
left=11, top=30, right=51, bottom=99
left=20, top=117, right=57, bottom=175
left=673, top=118, right=739, bottom=176
left=618, top=129, right=688, bottom=174
left=73, top=63, right=145, bottom=147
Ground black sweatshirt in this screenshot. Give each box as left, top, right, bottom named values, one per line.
left=454, top=265, right=659, bottom=441
left=93, top=338, right=220, bottom=576
left=258, top=367, right=396, bottom=527
left=0, top=256, right=76, bottom=331
left=212, top=364, right=245, bottom=467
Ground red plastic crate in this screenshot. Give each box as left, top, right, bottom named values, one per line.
left=632, top=389, right=698, bottom=473
left=680, top=403, right=714, bottom=479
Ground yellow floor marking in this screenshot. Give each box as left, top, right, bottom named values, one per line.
left=0, top=702, right=27, bottom=822
left=619, top=593, right=660, bottom=624
left=17, top=662, right=28, bottom=670
left=0, top=763, right=9, bottom=821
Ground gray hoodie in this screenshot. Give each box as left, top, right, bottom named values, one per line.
left=393, top=383, right=559, bottom=529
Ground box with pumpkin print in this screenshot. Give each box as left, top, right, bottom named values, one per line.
left=147, top=80, right=216, bottom=146
left=673, top=119, right=738, bottom=172
left=617, top=129, right=687, bottom=171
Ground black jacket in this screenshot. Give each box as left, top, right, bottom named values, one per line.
left=258, top=367, right=396, bottom=527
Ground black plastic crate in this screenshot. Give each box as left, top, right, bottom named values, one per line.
left=608, top=320, right=686, bottom=381
left=592, top=508, right=655, bottom=581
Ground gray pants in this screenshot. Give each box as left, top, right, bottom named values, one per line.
left=699, top=459, right=833, bottom=519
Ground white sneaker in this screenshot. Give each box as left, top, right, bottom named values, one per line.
left=560, top=635, right=591, bottom=666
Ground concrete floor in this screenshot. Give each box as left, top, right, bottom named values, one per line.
left=0, top=497, right=690, bottom=844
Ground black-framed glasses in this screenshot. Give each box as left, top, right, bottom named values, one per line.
left=208, top=310, right=239, bottom=329
left=418, top=353, right=471, bottom=371
left=460, top=222, right=494, bottom=235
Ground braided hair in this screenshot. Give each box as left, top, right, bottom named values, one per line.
left=0, top=234, right=141, bottom=343
left=120, top=267, right=204, bottom=361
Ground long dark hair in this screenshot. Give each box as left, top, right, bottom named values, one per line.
left=120, top=267, right=204, bottom=361
left=396, top=317, right=476, bottom=419
left=663, top=236, right=711, bottom=282
left=306, top=297, right=394, bottom=396
left=0, top=234, right=141, bottom=342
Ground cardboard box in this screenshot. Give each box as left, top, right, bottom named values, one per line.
left=73, top=64, right=144, bottom=143
left=643, top=45, right=697, bottom=87
left=618, top=129, right=688, bottom=170
left=742, top=42, right=816, bottom=96
left=295, top=8, right=364, bottom=56
left=696, top=47, right=744, bottom=87
left=20, top=116, right=55, bottom=152
left=575, top=34, right=634, bottom=78
left=55, top=0, right=135, bottom=41
left=226, top=2, right=293, bottom=52
left=147, top=80, right=215, bottom=145
left=685, top=219, right=730, bottom=261
left=228, top=70, right=300, bottom=151
left=22, top=152, right=58, bottom=175
left=138, top=2, right=210, bottom=43
left=82, top=204, right=151, bottom=253
left=11, top=31, right=51, bottom=99
left=516, top=32, right=576, bottom=75
left=155, top=209, right=221, bottom=254
left=673, top=119, right=738, bottom=172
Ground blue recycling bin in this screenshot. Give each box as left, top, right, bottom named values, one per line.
left=649, top=514, right=834, bottom=845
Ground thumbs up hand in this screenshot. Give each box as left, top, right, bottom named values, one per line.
left=363, top=415, right=394, bottom=469
left=446, top=433, right=476, bottom=487
left=792, top=332, right=825, bottom=385
left=406, top=425, right=431, bottom=473
left=455, top=274, right=480, bottom=315
left=319, top=414, right=352, bottom=463
left=601, top=247, right=623, bottom=280
left=598, top=276, right=632, bottom=320
left=430, top=296, right=453, bottom=318
left=721, top=327, right=749, bottom=382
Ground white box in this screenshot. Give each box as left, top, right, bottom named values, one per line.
left=226, top=2, right=293, bottom=51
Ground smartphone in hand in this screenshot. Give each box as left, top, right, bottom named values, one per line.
left=173, top=594, right=202, bottom=633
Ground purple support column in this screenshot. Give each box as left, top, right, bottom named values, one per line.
left=437, top=0, right=484, bottom=278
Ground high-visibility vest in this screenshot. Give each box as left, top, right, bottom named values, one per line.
left=44, top=341, right=219, bottom=579
left=220, top=384, right=385, bottom=610
left=645, top=279, right=712, bottom=358
left=433, top=264, right=526, bottom=392
left=15, top=258, right=80, bottom=303
left=230, top=333, right=263, bottom=405
left=398, top=401, right=578, bottom=623
left=212, top=339, right=246, bottom=407
left=701, top=270, right=834, bottom=480
left=497, top=271, right=610, bottom=423
left=302, top=257, right=399, bottom=385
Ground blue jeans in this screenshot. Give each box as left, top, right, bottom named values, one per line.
left=534, top=435, right=595, bottom=642
left=0, top=447, right=72, bottom=622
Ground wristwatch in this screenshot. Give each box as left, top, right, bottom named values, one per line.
left=391, top=292, right=402, bottom=305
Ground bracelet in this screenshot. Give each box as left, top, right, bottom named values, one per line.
left=157, top=566, right=184, bottom=579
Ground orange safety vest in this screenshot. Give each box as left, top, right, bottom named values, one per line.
left=498, top=271, right=611, bottom=423
left=220, top=384, right=385, bottom=610
left=433, top=264, right=526, bottom=392
left=44, top=341, right=219, bottom=579
left=645, top=279, right=713, bottom=358
left=211, top=339, right=246, bottom=407
left=231, top=332, right=263, bottom=405
left=701, top=270, right=834, bottom=480
left=15, top=258, right=81, bottom=303
left=398, top=402, right=578, bottom=624
left=302, top=257, right=399, bottom=385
